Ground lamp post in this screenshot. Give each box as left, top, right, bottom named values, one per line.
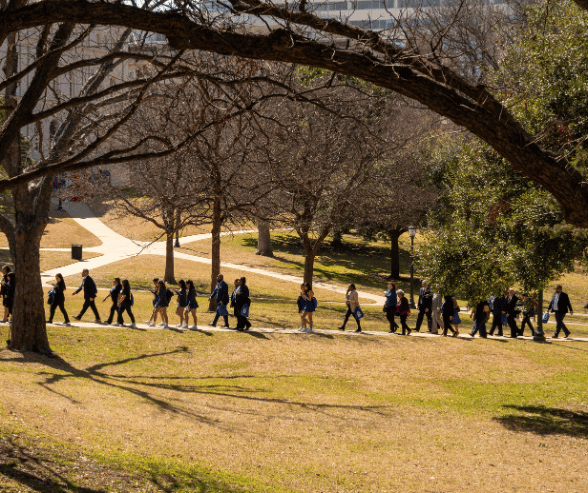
left=408, top=225, right=417, bottom=308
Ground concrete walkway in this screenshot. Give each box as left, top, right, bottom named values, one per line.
left=41, top=200, right=386, bottom=304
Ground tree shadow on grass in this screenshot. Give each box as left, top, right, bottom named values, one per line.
left=494, top=405, right=588, bottom=438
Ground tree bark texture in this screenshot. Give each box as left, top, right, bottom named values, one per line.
left=255, top=218, right=273, bottom=257
left=164, top=232, right=175, bottom=284
left=4, top=3, right=588, bottom=227
left=303, top=252, right=315, bottom=288
left=208, top=194, right=222, bottom=312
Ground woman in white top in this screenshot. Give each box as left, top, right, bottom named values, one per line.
left=338, top=283, right=362, bottom=333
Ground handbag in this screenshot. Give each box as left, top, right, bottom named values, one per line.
left=354, top=307, right=364, bottom=320
left=216, top=303, right=229, bottom=317
left=542, top=311, right=550, bottom=324
left=240, top=304, right=250, bottom=318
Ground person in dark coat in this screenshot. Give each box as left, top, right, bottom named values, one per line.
left=115, top=279, right=136, bottom=328
left=489, top=291, right=507, bottom=336
left=396, top=289, right=412, bottom=336
left=414, top=281, right=433, bottom=332
left=505, top=288, right=520, bottom=338
left=102, top=278, right=122, bottom=325
left=441, top=295, right=457, bottom=337
left=1, top=265, right=15, bottom=323
left=470, top=300, right=490, bottom=338
left=519, top=293, right=536, bottom=337
left=548, top=285, right=574, bottom=338
left=175, top=280, right=189, bottom=328
left=72, top=269, right=101, bottom=323
left=186, top=280, right=199, bottom=329
left=209, top=274, right=230, bottom=328
left=48, top=273, right=70, bottom=326
left=230, top=279, right=240, bottom=328
left=384, top=282, right=399, bottom=333
left=235, top=277, right=251, bottom=331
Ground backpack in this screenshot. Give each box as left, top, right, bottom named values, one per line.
left=166, top=289, right=174, bottom=302
left=47, top=288, right=55, bottom=305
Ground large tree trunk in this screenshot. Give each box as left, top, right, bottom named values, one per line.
left=255, top=218, right=273, bottom=257
left=208, top=194, right=222, bottom=312
left=303, top=252, right=315, bottom=287
left=163, top=231, right=175, bottom=284
left=10, top=226, right=50, bottom=353
left=389, top=227, right=405, bottom=279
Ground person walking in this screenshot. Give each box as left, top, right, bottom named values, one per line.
left=549, top=285, right=574, bottom=338
left=384, top=282, right=398, bottom=333
left=102, top=278, right=122, bottom=325
left=414, top=280, right=433, bottom=332
left=209, top=274, right=230, bottom=328
left=175, top=280, right=189, bottom=328
left=489, top=291, right=507, bottom=336
left=153, top=280, right=169, bottom=328
left=186, top=280, right=199, bottom=330
left=396, top=289, right=411, bottom=335
left=1, top=265, right=15, bottom=323
left=235, top=277, right=251, bottom=331
left=72, top=269, right=101, bottom=323
left=441, top=295, right=457, bottom=337
left=470, top=299, right=490, bottom=338
left=339, top=283, right=362, bottom=332
left=430, top=292, right=444, bottom=335
left=298, top=283, right=315, bottom=333
left=230, top=278, right=240, bottom=329
left=505, top=288, right=520, bottom=338
left=114, top=279, right=136, bottom=328
left=47, top=273, right=70, bottom=326
left=145, top=278, right=160, bottom=326
left=519, top=293, right=536, bottom=337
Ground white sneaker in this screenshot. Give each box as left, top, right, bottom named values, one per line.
left=181, top=323, right=189, bottom=328
left=189, top=325, right=197, bottom=330
left=149, top=322, right=155, bottom=327
left=129, top=323, right=137, bottom=328
left=111, top=323, right=120, bottom=327
left=298, top=327, right=305, bottom=332
left=162, top=323, right=169, bottom=329
left=176, top=324, right=183, bottom=328
left=144, top=320, right=151, bottom=324
left=158, top=322, right=165, bottom=327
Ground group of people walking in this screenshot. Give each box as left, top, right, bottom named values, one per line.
left=41, top=268, right=577, bottom=339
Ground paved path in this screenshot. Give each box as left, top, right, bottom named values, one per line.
left=41, top=200, right=386, bottom=304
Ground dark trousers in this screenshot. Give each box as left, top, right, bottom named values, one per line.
left=553, top=312, right=570, bottom=337
left=507, top=314, right=518, bottom=337
left=400, top=314, right=410, bottom=334
left=212, top=313, right=229, bottom=327
left=442, top=315, right=455, bottom=336
left=342, top=307, right=361, bottom=330
left=386, top=307, right=398, bottom=332
left=520, top=315, right=535, bottom=336
left=117, top=300, right=135, bottom=325
left=471, top=319, right=487, bottom=338
left=415, top=307, right=432, bottom=332
left=49, top=300, right=69, bottom=323
left=489, top=315, right=503, bottom=336
left=236, top=314, right=250, bottom=330
left=78, top=298, right=100, bottom=320
left=106, top=301, right=118, bottom=324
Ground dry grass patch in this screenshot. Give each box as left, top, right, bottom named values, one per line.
left=0, top=328, right=588, bottom=492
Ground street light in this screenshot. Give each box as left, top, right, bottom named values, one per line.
left=408, top=225, right=417, bottom=308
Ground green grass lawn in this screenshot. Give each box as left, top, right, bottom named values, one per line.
left=1, top=324, right=588, bottom=492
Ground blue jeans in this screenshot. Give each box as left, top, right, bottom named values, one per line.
left=553, top=312, right=570, bottom=337
left=212, top=313, right=229, bottom=327
left=471, top=320, right=487, bottom=337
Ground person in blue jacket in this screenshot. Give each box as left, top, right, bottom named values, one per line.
left=384, top=282, right=398, bottom=333
left=72, top=269, right=101, bottom=323
left=489, top=291, right=508, bottom=337
left=298, top=282, right=315, bottom=333
left=175, top=279, right=189, bottom=328
left=186, top=280, right=199, bottom=330
left=209, top=274, right=230, bottom=328
left=102, top=278, right=122, bottom=325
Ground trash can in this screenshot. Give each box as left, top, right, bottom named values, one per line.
left=71, top=244, right=83, bottom=261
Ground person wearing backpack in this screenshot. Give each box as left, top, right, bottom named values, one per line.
left=153, top=280, right=169, bottom=328
left=175, top=280, right=189, bottom=328
left=102, top=278, right=122, bottom=325
left=338, top=283, right=362, bottom=333
left=185, top=280, right=199, bottom=330
left=114, top=279, right=136, bottom=328
left=235, top=277, right=252, bottom=331
left=47, top=273, right=70, bottom=326
left=209, top=274, right=230, bottom=328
